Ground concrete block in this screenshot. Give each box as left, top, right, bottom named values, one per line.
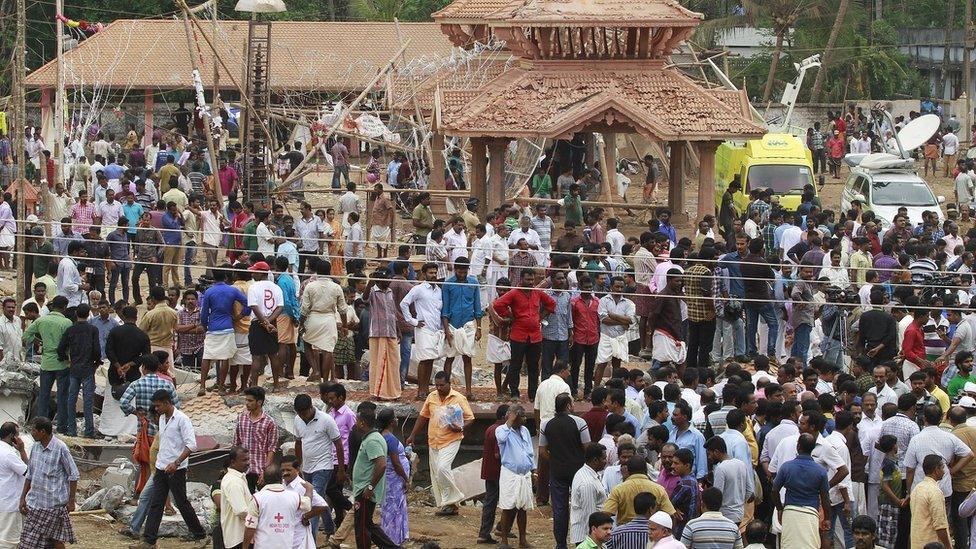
left=452, top=458, right=486, bottom=502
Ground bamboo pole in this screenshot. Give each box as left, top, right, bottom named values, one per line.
left=519, top=196, right=662, bottom=210
left=394, top=19, right=435, bottom=172
left=13, top=0, right=26, bottom=305
left=178, top=1, right=223, bottom=206
left=275, top=41, right=412, bottom=193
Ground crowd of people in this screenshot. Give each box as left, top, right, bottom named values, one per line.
left=5, top=117, right=976, bottom=549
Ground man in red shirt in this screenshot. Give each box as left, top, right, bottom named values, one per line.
left=478, top=404, right=509, bottom=544
left=493, top=269, right=556, bottom=400
left=901, top=304, right=934, bottom=378
left=570, top=276, right=600, bottom=398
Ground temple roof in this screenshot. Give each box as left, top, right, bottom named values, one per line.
left=434, top=0, right=701, bottom=26
left=435, top=62, right=765, bottom=141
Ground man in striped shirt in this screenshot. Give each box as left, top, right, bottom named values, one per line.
left=607, top=492, right=653, bottom=549
left=680, top=486, right=743, bottom=549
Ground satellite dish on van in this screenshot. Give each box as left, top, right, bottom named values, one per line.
left=855, top=153, right=914, bottom=170
left=896, top=114, right=942, bottom=153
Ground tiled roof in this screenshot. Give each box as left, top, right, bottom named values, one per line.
left=708, top=88, right=753, bottom=119
left=436, top=63, right=766, bottom=141
left=435, top=0, right=702, bottom=25
left=26, top=20, right=455, bottom=92
left=487, top=0, right=702, bottom=25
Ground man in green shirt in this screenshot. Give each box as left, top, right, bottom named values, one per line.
left=411, top=192, right=434, bottom=239
left=947, top=351, right=976, bottom=399
left=22, top=295, right=73, bottom=432
left=351, top=401, right=397, bottom=548
left=559, top=183, right=584, bottom=227
left=576, top=511, right=614, bottom=549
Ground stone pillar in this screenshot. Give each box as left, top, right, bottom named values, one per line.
left=144, top=90, right=154, bottom=147
left=470, top=137, right=488, bottom=218
left=668, top=141, right=685, bottom=216
left=430, top=131, right=447, bottom=190
left=696, top=141, right=719, bottom=222
left=599, top=132, right=617, bottom=218
left=584, top=133, right=595, bottom=168
left=488, top=138, right=510, bottom=210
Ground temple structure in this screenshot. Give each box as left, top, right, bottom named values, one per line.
left=431, top=0, right=766, bottom=219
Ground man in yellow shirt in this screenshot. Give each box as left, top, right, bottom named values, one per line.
left=603, top=456, right=676, bottom=525
left=405, top=371, right=474, bottom=515
left=910, top=454, right=952, bottom=549
left=137, top=286, right=177, bottom=354
left=157, top=154, right=181, bottom=193
left=849, top=237, right=873, bottom=286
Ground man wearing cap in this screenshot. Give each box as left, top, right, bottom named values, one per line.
left=246, top=261, right=285, bottom=391
left=647, top=511, right=684, bottom=549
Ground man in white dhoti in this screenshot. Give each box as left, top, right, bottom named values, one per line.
left=469, top=224, right=493, bottom=308
left=496, top=405, right=536, bottom=548
left=299, top=260, right=348, bottom=382
left=594, top=277, right=636, bottom=387
left=441, top=257, right=483, bottom=399
left=0, top=423, right=26, bottom=548
left=400, top=263, right=444, bottom=400
left=487, top=224, right=511, bottom=304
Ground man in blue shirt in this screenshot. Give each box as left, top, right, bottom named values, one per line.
left=772, top=433, right=831, bottom=547
left=121, top=192, right=144, bottom=236
left=105, top=220, right=131, bottom=303
left=716, top=233, right=748, bottom=359
left=274, top=255, right=300, bottom=380
left=669, top=401, right=707, bottom=480
left=198, top=266, right=247, bottom=396
left=102, top=155, right=125, bottom=182
left=441, top=256, right=483, bottom=399
left=495, top=405, right=536, bottom=549
left=657, top=209, right=677, bottom=244
left=160, top=201, right=183, bottom=288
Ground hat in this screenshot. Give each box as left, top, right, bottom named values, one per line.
left=248, top=261, right=270, bottom=272
left=960, top=396, right=976, bottom=410
left=965, top=382, right=976, bottom=395
left=649, top=511, right=672, bottom=530
left=25, top=214, right=38, bottom=223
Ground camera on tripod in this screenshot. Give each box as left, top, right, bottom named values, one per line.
left=824, top=286, right=858, bottom=305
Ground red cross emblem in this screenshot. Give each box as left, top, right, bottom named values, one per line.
left=273, top=513, right=284, bottom=523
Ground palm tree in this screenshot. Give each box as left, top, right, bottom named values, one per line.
left=810, top=0, right=851, bottom=101
left=752, top=0, right=822, bottom=104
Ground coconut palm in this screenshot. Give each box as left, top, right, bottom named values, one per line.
left=810, top=0, right=850, bottom=101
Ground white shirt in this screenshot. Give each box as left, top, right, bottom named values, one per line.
left=338, top=191, right=359, bottom=214
left=904, top=425, right=972, bottom=496
left=470, top=234, right=492, bottom=277
left=96, top=200, right=123, bottom=227
left=681, top=388, right=702, bottom=413
left=0, top=442, right=26, bottom=512
left=824, top=431, right=853, bottom=505
left=256, top=222, right=275, bottom=254
left=508, top=227, right=544, bottom=263
left=858, top=283, right=873, bottom=312
left=285, top=476, right=328, bottom=549
left=156, top=409, right=197, bottom=470
left=0, top=314, right=23, bottom=360
left=56, top=257, right=86, bottom=307
left=248, top=279, right=284, bottom=319
left=443, top=229, right=469, bottom=266
left=744, top=218, right=760, bottom=240
left=606, top=228, right=626, bottom=258
left=944, top=132, right=960, bottom=156
left=569, top=464, right=607, bottom=545
left=294, top=215, right=324, bottom=253
left=534, top=374, right=572, bottom=423
left=400, top=282, right=443, bottom=330
left=182, top=209, right=200, bottom=243
left=854, top=138, right=871, bottom=154
left=247, top=486, right=309, bottom=549
left=769, top=432, right=847, bottom=505
left=779, top=225, right=803, bottom=260
left=200, top=210, right=223, bottom=247
left=488, top=234, right=509, bottom=270
left=868, top=384, right=899, bottom=408
left=293, top=409, right=341, bottom=473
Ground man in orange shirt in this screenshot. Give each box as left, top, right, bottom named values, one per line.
left=405, top=371, right=474, bottom=516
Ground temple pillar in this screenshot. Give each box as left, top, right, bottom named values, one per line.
left=488, top=138, right=509, bottom=209
left=668, top=141, right=685, bottom=217
left=696, top=141, right=720, bottom=222
left=584, top=133, right=595, bottom=170
left=470, top=137, right=488, bottom=218
left=144, top=90, right=154, bottom=147
left=430, top=131, right=447, bottom=190
left=599, top=132, right=617, bottom=218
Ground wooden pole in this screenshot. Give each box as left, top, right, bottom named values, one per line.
left=53, top=0, right=64, bottom=188
left=179, top=1, right=223, bottom=206
left=965, top=0, right=973, bottom=148
left=275, top=41, right=412, bottom=192
left=13, top=0, right=26, bottom=305
left=519, top=196, right=662, bottom=210
left=394, top=19, right=435, bottom=174
left=595, top=133, right=617, bottom=218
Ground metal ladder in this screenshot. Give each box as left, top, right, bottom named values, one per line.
left=243, top=20, right=271, bottom=205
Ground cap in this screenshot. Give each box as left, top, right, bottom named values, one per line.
left=965, top=382, right=976, bottom=395
left=25, top=214, right=39, bottom=223
left=649, top=511, right=672, bottom=530
left=960, top=396, right=976, bottom=410
left=248, top=261, right=270, bottom=272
